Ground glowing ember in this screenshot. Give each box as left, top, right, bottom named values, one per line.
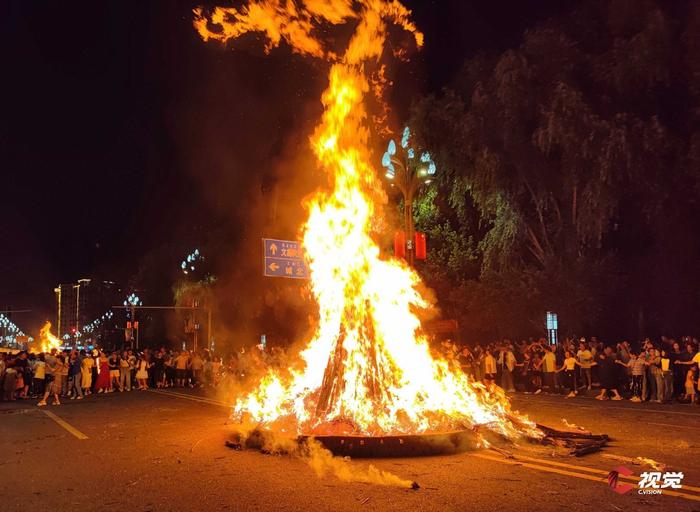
left=38, top=321, right=62, bottom=353
left=195, top=1, right=541, bottom=440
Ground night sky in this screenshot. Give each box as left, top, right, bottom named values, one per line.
left=0, top=0, right=569, bottom=333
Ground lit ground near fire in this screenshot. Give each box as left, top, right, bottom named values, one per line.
left=1, top=390, right=698, bottom=511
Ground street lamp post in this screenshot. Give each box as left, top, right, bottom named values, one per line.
left=179, top=248, right=214, bottom=351
left=381, top=126, right=436, bottom=267
left=124, top=293, right=143, bottom=349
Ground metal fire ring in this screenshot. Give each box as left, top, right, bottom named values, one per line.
left=299, top=430, right=476, bottom=458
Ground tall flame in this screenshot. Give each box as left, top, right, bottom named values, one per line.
left=38, top=321, right=62, bottom=353
left=195, top=1, right=541, bottom=440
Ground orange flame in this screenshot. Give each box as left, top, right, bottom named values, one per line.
left=195, top=1, right=540, bottom=440
left=38, top=321, right=62, bottom=353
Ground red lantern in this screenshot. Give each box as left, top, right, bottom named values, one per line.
left=394, top=230, right=406, bottom=259
left=415, top=232, right=427, bottom=260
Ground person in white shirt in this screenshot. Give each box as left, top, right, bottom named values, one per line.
left=556, top=350, right=580, bottom=398
left=576, top=341, right=593, bottom=390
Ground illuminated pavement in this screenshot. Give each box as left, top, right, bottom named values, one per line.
left=1, top=388, right=698, bottom=511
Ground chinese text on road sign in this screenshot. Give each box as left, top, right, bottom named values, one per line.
left=263, top=238, right=309, bottom=279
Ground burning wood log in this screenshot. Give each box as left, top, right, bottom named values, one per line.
left=316, top=333, right=347, bottom=418
left=536, top=423, right=610, bottom=442
left=535, top=423, right=610, bottom=456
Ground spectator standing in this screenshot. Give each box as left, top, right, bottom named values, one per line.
left=530, top=351, right=543, bottom=394
left=15, top=352, right=30, bottom=399
left=576, top=341, right=593, bottom=391
left=458, top=346, right=474, bottom=380
left=68, top=351, right=83, bottom=400
left=81, top=351, right=94, bottom=395
left=59, top=353, right=69, bottom=396
left=108, top=352, right=120, bottom=392
left=684, top=366, right=697, bottom=403
left=191, top=351, right=205, bottom=387
left=472, top=345, right=484, bottom=382
left=648, top=346, right=664, bottom=403
left=94, top=352, right=111, bottom=393
left=32, top=354, right=46, bottom=398
left=211, top=356, right=223, bottom=387
left=164, top=352, right=175, bottom=388
left=483, top=349, right=497, bottom=383
left=556, top=350, right=579, bottom=398
left=541, top=347, right=558, bottom=393
left=127, top=350, right=137, bottom=388
left=616, top=352, right=644, bottom=402
left=38, top=354, right=65, bottom=406
left=119, top=353, right=132, bottom=392
left=174, top=351, right=190, bottom=387
left=2, top=361, right=17, bottom=401
left=135, top=355, right=150, bottom=390
left=498, top=345, right=516, bottom=392
left=670, top=341, right=685, bottom=399
left=594, top=347, right=623, bottom=400
left=660, top=349, right=673, bottom=403
left=153, top=351, right=165, bottom=388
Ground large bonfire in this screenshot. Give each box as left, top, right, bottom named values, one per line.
left=195, top=0, right=541, bottom=441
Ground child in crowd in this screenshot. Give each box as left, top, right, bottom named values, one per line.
left=616, top=352, right=646, bottom=402
left=684, top=365, right=697, bottom=403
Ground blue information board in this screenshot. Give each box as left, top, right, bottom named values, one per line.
left=546, top=311, right=558, bottom=345
left=262, top=238, right=309, bottom=279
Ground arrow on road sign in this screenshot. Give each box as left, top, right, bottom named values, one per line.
left=263, top=238, right=308, bottom=279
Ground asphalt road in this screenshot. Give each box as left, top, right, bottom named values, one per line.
left=1, top=388, right=699, bottom=512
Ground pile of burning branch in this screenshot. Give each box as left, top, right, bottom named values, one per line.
left=536, top=423, right=610, bottom=456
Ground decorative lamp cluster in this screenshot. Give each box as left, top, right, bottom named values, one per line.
left=180, top=249, right=203, bottom=275
left=381, top=126, right=437, bottom=182
left=0, top=313, right=26, bottom=345
left=83, top=309, right=114, bottom=334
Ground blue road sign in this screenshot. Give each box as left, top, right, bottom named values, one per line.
left=262, top=238, right=309, bottom=279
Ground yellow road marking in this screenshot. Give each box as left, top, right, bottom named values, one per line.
left=41, top=410, right=89, bottom=440
left=473, top=453, right=700, bottom=502
left=510, top=453, right=700, bottom=493
left=149, top=389, right=228, bottom=407
left=152, top=389, right=226, bottom=406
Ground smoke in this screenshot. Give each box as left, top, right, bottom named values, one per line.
left=232, top=425, right=417, bottom=489
left=303, top=438, right=415, bottom=488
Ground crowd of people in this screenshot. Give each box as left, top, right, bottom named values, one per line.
left=2, top=335, right=699, bottom=407
left=444, top=335, right=700, bottom=404
left=0, top=348, right=227, bottom=405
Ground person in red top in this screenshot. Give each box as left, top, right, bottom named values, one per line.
left=94, top=351, right=111, bottom=393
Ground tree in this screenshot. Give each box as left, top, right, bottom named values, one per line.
left=410, top=0, right=700, bottom=340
